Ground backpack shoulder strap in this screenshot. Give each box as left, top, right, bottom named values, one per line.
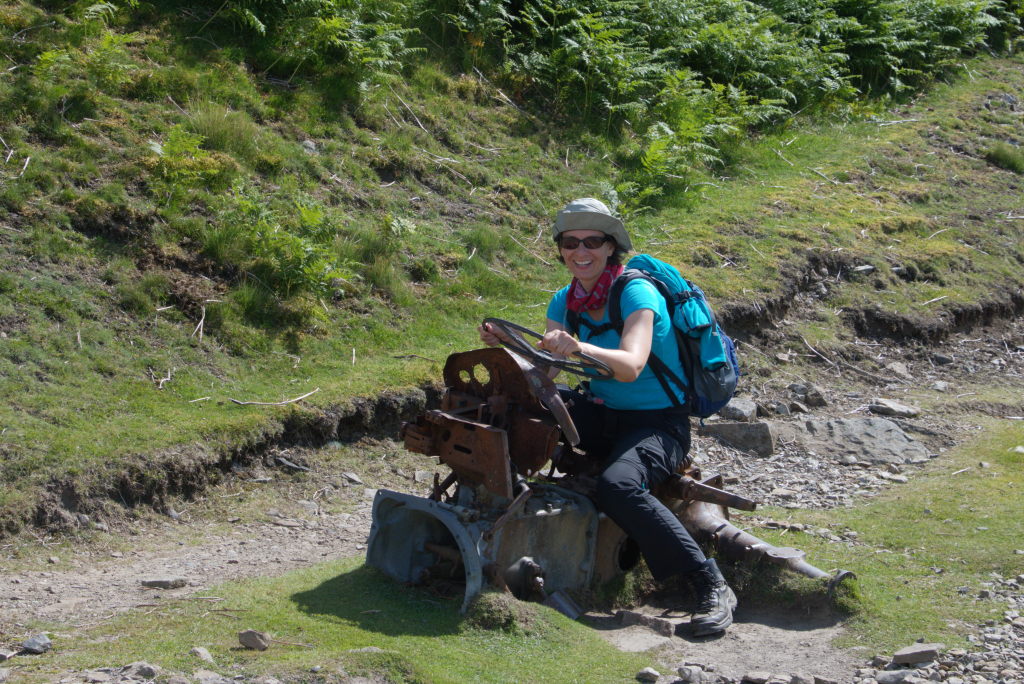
left=605, top=269, right=658, bottom=331
left=565, top=272, right=635, bottom=339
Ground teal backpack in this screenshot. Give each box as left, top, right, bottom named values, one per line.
left=565, top=254, right=740, bottom=418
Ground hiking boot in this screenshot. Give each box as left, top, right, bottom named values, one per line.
left=688, top=558, right=737, bottom=636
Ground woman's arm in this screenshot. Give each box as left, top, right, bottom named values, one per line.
left=539, top=309, right=653, bottom=382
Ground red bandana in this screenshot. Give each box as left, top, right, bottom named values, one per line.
left=566, top=264, right=624, bottom=314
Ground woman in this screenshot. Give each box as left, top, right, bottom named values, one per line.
left=480, top=197, right=736, bottom=635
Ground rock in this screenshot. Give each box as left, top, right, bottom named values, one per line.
left=789, top=401, right=809, bottom=414
left=301, top=139, right=317, bottom=153
left=789, top=675, right=814, bottom=684
left=892, top=643, right=944, bottom=664
left=868, top=398, right=921, bottom=418
left=700, top=421, right=775, bottom=457
left=812, top=678, right=838, bottom=684
left=742, top=672, right=772, bottom=684
left=193, top=669, right=230, bottom=684
left=875, top=670, right=914, bottom=684
left=166, top=676, right=190, bottom=684
left=47, top=556, right=59, bottom=564
left=141, top=577, right=187, bottom=589
left=190, top=646, right=216, bottom=664
left=343, top=471, right=364, bottom=485
left=804, top=385, right=828, bottom=407
left=238, top=629, right=272, bottom=651
left=637, top=666, right=661, bottom=682
left=932, top=353, right=954, bottom=365
left=0, top=650, right=14, bottom=662
left=719, top=398, right=758, bottom=422
left=0, top=668, right=8, bottom=683
left=617, top=610, right=675, bottom=637
left=1009, top=446, right=1024, bottom=454
left=21, top=634, right=52, bottom=654
left=122, top=662, right=160, bottom=679
left=884, top=361, right=914, bottom=381
left=83, top=671, right=112, bottom=683
left=775, top=417, right=928, bottom=464
left=772, top=402, right=791, bottom=416
left=677, top=665, right=705, bottom=683
left=930, top=381, right=950, bottom=392
left=414, top=470, right=434, bottom=483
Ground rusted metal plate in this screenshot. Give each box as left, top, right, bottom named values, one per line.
left=507, top=415, right=561, bottom=476
left=443, top=348, right=545, bottom=413
left=423, top=410, right=513, bottom=498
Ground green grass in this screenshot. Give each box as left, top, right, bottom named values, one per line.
left=21, top=558, right=650, bottom=683
left=0, top=1, right=1023, bottom=537
left=985, top=141, right=1024, bottom=174
left=742, top=421, right=1024, bottom=652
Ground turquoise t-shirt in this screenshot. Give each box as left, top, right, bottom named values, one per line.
left=546, top=278, right=688, bottom=410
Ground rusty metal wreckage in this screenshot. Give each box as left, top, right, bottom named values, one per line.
left=366, top=320, right=852, bottom=618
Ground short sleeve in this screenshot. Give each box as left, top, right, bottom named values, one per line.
left=546, top=285, right=570, bottom=326
left=619, top=278, right=664, bottom=325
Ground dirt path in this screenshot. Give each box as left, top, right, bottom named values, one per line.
left=1, top=446, right=865, bottom=683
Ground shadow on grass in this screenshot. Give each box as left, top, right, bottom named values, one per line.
left=291, top=563, right=465, bottom=637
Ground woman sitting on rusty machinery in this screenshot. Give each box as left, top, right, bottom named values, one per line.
left=479, top=197, right=737, bottom=636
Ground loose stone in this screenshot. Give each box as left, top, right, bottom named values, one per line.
left=140, top=577, right=187, bottom=589
left=21, top=634, right=52, bottom=654
left=637, top=666, right=660, bottom=682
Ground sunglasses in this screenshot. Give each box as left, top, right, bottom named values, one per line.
left=558, top=235, right=610, bottom=250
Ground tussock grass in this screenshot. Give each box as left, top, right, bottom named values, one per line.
left=985, top=141, right=1024, bottom=174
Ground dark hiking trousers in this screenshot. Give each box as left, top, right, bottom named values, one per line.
left=568, top=394, right=707, bottom=582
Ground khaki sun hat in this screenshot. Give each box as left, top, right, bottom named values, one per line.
left=552, top=198, right=632, bottom=252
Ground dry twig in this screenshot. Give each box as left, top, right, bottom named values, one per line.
left=510, top=234, right=552, bottom=266
left=229, top=388, right=319, bottom=406
left=393, top=354, right=439, bottom=363
left=808, top=167, right=838, bottom=185
left=149, top=367, right=174, bottom=389
left=388, top=85, right=429, bottom=134
left=800, top=336, right=897, bottom=384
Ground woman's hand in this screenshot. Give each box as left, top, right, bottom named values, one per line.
left=538, top=329, right=580, bottom=357
left=478, top=321, right=509, bottom=347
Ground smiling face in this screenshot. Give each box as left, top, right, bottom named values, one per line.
left=559, top=229, right=616, bottom=290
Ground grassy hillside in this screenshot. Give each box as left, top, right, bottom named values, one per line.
left=1, top=0, right=1024, bottom=535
